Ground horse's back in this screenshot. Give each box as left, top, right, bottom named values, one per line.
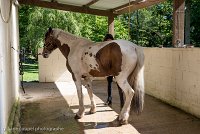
left=113, top=39, right=138, bottom=61
left=114, top=39, right=138, bottom=51
left=113, top=39, right=138, bottom=71
left=82, top=39, right=139, bottom=77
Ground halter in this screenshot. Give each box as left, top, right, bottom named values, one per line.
left=43, top=33, right=58, bottom=55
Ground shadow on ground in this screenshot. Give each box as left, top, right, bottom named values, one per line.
left=92, top=80, right=200, bottom=134
left=20, top=83, right=83, bottom=134
left=20, top=82, right=126, bottom=134
left=19, top=81, right=200, bottom=134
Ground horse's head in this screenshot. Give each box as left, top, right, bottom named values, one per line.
left=42, top=27, right=59, bottom=58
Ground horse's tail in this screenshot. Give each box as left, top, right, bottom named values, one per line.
left=129, top=46, right=145, bottom=114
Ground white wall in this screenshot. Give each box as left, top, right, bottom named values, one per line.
left=144, top=48, right=200, bottom=118
left=39, top=47, right=200, bottom=118
left=38, top=49, right=69, bottom=82
left=0, top=1, right=19, bottom=133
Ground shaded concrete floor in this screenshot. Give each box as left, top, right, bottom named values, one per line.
left=20, top=82, right=139, bottom=134
left=92, top=81, right=200, bottom=134
left=20, top=83, right=82, bottom=134
left=19, top=81, right=200, bottom=134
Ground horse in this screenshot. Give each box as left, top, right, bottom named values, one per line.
left=42, top=27, right=145, bottom=125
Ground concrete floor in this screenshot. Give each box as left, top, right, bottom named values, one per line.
left=92, top=81, right=200, bottom=134
left=19, top=81, right=200, bottom=134
left=20, top=82, right=139, bottom=134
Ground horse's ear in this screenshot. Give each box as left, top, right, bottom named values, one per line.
left=49, top=27, right=52, bottom=31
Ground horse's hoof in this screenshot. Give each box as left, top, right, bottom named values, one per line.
left=117, top=115, right=122, bottom=121
left=89, top=109, right=96, bottom=114
left=119, top=119, right=128, bottom=125
left=116, top=116, right=120, bottom=121
left=74, top=114, right=82, bottom=119
left=89, top=110, right=96, bottom=114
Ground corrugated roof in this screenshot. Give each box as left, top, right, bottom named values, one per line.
left=19, top=0, right=166, bottom=16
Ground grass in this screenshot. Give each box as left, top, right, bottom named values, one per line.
left=23, top=63, right=39, bottom=82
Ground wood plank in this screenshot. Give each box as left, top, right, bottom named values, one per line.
left=114, top=0, right=166, bottom=15
left=85, top=0, right=100, bottom=7
left=18, top=0, right=112, bottom=17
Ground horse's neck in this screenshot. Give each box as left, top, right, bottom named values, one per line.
left=57, top=30, right=91, bottom=48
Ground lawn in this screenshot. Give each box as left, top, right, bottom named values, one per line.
left=23, top=63, right=39, bottom=82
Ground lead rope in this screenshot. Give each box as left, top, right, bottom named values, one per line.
left=19, top=48, right=25, bottom=94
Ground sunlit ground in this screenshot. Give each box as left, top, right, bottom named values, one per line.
left=23, top=63, right=38, bottom=82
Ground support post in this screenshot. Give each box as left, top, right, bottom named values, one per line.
left=108, top=15, right=114, bottom=36
left=173, top=0, right=185, bottom=47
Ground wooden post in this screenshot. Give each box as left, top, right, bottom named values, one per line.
left=173, top=0, right=185, bottom=47
left=108, top=14, right=114, bottom=36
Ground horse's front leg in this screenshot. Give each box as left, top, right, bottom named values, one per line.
left=74, top=79, right=85, bottom=119
left=83, top=78, right=96, bottom=114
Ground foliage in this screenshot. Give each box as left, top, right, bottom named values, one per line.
left=120, top=0, right=173, bottom=47
left=191, top=0, right=200, bottom=46
left=19, top=6, right=128, bottom=57
left=19, top=0, right=200, bottom=58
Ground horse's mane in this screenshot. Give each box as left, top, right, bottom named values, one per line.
left=53, top=28, right=92, bottom=43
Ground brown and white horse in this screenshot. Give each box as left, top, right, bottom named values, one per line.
left=42, top=27, right=144, bottom=125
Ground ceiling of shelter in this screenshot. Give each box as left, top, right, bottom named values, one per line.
left=19, top=0, right=166, bottom=16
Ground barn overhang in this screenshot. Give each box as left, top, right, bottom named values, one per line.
left=18, top=0, right=168, bottom=37
left=18, top=0, right=166, bottom=17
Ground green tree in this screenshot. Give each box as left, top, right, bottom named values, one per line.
left=19, top=5, right=129, bottom=58
left=120, top=0, right=173, bottom=47
left=190, top=0, right=200, bottom=46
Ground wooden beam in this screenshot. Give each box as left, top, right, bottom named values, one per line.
left=108, top=15, right=115, bottom=36
left=18, top=0, right=111, bottom=17
left=114, top=0, right=166, bottom=15
left=173, top=0, right=185, bottom=47
left=85, top=0, right=100, bottom=7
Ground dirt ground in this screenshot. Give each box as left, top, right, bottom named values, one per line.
left=19, top=81, right=200, bottom=134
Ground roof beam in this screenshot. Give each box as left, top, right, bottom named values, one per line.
left=18, top=0, right=113, bottom=17
left=114, top=0, right=166, bottom=15
left=85, top=0, right=100, bottom=7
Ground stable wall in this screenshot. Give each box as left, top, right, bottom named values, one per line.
left=144, top=48, right=200, bottom=118
left=0, top=1, right=20, bottom=133
left=38, top=49, right=69, bottom=82
left=38, top=48, right=200, bottom=118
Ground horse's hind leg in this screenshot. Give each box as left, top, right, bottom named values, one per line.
left=74, top=80, right=85, bottom=119
left=84, top=78, right=96, bottom=114
left=115, top=77, right=134, bottom=125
